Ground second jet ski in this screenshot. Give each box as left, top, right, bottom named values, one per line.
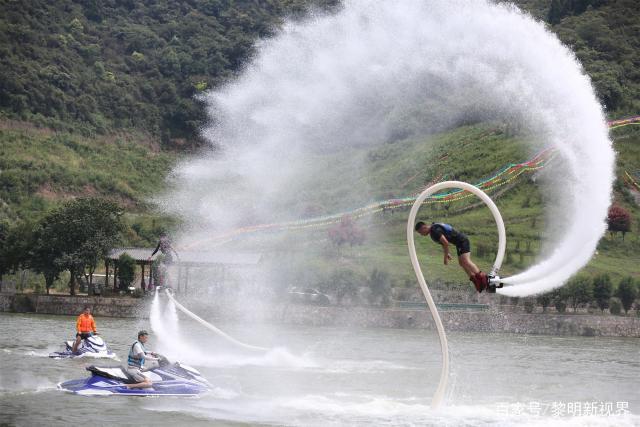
left=49, top=335, right=117, bottom=359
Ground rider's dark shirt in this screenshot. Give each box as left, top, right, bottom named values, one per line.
left=429, top=223, right=464, bottom=247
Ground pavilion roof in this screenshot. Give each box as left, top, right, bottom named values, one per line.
left=106, top=248, right=262, bottom=266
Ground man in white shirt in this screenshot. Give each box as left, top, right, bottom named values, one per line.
left=125, top=330, right=159, bottom=389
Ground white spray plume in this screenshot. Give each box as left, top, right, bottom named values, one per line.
left=160, top=0, right=614, bottom=297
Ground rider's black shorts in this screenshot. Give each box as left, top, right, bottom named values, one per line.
left=76, top=332, right=92, bottom=339
left=455, top=234, right=471, bottom=256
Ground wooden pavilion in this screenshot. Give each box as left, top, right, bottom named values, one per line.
left=105, top=248, right=262, bottom=294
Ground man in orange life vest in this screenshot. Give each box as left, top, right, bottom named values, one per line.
left=415, top=221, right=489, bottom=292
left=72, top=306, right=98, bottom=353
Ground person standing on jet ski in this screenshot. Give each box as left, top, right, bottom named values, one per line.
left=72, top=306, right=97, bottom=353
left=125, top=330, right=160, bottom=389
left=414, top=221, right=489, bottom=292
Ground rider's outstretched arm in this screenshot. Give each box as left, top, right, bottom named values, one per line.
left=439, top=235, right=452, bottom=264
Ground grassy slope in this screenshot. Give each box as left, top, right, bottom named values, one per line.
left=0, top=123, right=178, bottom=243
left=1, top=121, right=638, bottom=291
left=234, top=124, right=640, bottom=290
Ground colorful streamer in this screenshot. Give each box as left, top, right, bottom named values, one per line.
left=184, top=115, right=639, bottom=248
left=607, top=115, right=640, bottom=130
left=624, top=171, right=640, bottom=192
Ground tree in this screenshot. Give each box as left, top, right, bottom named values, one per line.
left=607, top=205, right=631, bottom=240
left=2, top=221, right=48, bottom=292
left=564, top=275, right=593, bottom=312
left=536, top=292, right=552, bottom=313
left=592, top=274, right=613, bottom=312
left=554, top=299, right=567, bottom=314
left=548, top=0, right=608, bottom=24
left=548, top=0, right=568, bottom=25
left=550, top=288, right=568, bottom=313
left=30, top=222, right=63, bottom=295
left=616, top=277, right=638, bottom=315
left=30, top=198, right=124, bottom=295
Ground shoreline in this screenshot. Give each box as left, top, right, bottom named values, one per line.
left=1, top=293, right=638, bottom=338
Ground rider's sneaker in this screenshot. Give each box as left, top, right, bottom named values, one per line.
left=470, top=274, right=484, bottom=293
left=475, top=272, right=488, bottom=293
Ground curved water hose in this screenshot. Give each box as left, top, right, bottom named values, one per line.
left=164, top=289, right=269, bottom=352
left=407, top=180, right=506, bottom=408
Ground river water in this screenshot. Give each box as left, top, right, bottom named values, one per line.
left=0, top=310, right=638, bottom=426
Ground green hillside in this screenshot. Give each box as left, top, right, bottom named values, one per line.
left=511, top=0, right=640, bottom=113
left=0, top=0, right=337, bottom=145
left=0, top=0, right=638, bottom=145
left=223, top=124, right=640, bottom=290
left=1, top=120, right=638, bottom=294
left=1, top=1, right=639, bottom=294
left=0, top=123, right=178, bottom=243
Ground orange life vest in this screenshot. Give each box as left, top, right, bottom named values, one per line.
left=76, top=314, right=97, bottom=333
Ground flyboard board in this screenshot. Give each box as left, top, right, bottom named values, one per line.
left=486, top=274, right=504, bottom=293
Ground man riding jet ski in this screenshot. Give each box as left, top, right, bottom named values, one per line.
left=50, top=305, right=116, bottom=359
left=58, top=330, right=209, bottom=396
left=49, top=334, right=117, bottom=359
left=57, top=355, right=210, bottom=396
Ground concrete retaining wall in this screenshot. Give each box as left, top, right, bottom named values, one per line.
left=0, top=294, right=149, bottom=318
left=1, top=293, right=638, bottom=337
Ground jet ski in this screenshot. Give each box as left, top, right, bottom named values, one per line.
left=58, top=356, right=210, bottom=396
left=49, top=335, right=117, bottom=359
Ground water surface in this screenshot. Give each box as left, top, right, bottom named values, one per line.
left=0, top=312, right=638, bottom=426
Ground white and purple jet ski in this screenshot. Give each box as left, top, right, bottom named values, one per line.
left=49, top=335, right=117, bottom=360
left=58, top=357, right=210, bottom=396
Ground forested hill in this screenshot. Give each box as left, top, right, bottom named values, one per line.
left=0, top=0, right=338, bottom=147
left=0, top=0, right=639, bottom=146
left=514, top=0, right=640, bottom=114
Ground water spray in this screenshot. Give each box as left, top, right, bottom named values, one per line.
left=407, top=181, right=506, bottom=408
left=162, top=0, right=615, bottom=299
left=164, top=289, right=269, bottom=353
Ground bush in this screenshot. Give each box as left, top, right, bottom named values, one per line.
left=593, top=274, right=613, bottom=312
left=117, top=253, right=136, bottom=290
left=609, top=299, right=621, bottom=316
left=317, top=268, right=363, bottom=306
left=537, top=293, right=552, bottom=312
left=524, top=300, right=535, bottom=313
left=565, top=275, right=593, bottom=312
left=607, top=205, right=631, bottom=240
left=555, top=301, right=567, bottom=314
left=367, top=269, right=391, bottom=306
left=616, top=277, right=638, bottom=314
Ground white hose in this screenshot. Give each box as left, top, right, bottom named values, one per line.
left=407, top=181, right=506, bottom=408
left=164, top=289, right=269, bottom=352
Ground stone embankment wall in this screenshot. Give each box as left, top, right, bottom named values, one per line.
left=0, top=294, right=150, bottom=318
left=1, top=293, right=638, bottom=337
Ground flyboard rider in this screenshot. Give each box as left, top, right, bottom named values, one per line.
left=414, top=221, right=490, bottom=293
left=148, top=231, right=180, bottom=288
